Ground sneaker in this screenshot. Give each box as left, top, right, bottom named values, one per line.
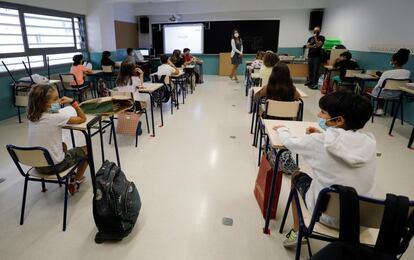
left=68, top=179, right=78, bottom=195
left=283, top=229, right=305, bottom=248
left=374, top=108, right=384, bottom=116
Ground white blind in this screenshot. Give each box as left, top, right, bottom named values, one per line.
left=0, top=8, right=24, bottom=54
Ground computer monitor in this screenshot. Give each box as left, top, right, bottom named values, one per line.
left=138, top=48, right=149, bottom=57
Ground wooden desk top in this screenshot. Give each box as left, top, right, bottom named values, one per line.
left=184, top=65, right=195, bottom=69
left=251, top=86, right=309, bottom=98
left=115, top=61, right=122, bottom=67
left=354, top=73, right=379, bottom=80
left=399, top=85, right=414, bottom=95
left=63, top=114, right=100, bottom=131
left=323, top=65, right=336, bottom=70
left=171, top=71, right=185, bottom=78
left=139, top=83, right=163, bottom=93
left=87, top=70, right=103, bottom=75
left=264, top=119, right=320, bottom=148
left=251, top=73, right=262, bottom=79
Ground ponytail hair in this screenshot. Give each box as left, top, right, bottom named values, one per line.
left=27, top=85, right=57, bottom=122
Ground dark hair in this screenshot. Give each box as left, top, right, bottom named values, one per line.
left=340, top=51, right=352, bottom=60
left=116, top=61, right=136, bottom=86
left=183, top=48, right=190, bottom=53
left=127, top=48, right=133, bottom=55
left=392, top=48, right=410, bottom=66
left=231, top=29, right=241, bottom=42
left=319, top=90, right=372, bottom=130
left=73, top=54, right=83, bottom=66
left=263, top=51, right=280, bottom=67
left=27, top=84, right=57, bottom=122
left=170, top=49, right=182, bottom=64
left=266, top=62, right=296, bottom=101
left=160, top=54, right=169, bottom=64
left=102, top=51, right=111, bottom=59
left=256, top=51, right=265, bottom=60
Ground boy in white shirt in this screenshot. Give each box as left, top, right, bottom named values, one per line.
left=157, top=55, right=179, bottom=77
left=274, top=91, right=377, bottom=248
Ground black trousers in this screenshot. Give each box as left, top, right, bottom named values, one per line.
left=308, top=56, right=322, bottom=84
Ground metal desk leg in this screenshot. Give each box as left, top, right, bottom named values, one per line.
left=17, top=107, right=22, bottom=123
left=263, top=148, right=288, bottom=234
left=159, top=98, right=164, bottom=127
left=70, top=129, right=76, bottom=148
left=83, top=130, right=96, bottom=193
left=110, top=116, right=121, bottom=168
left=389, top=95, right=402, bottom=136
left=149, top=94, right=156, bottom=137
left=408, top=128, right=414, bottom=149
left=98, top=120, right=105, bottom=163
left=250, top=99, right=257, bottom=134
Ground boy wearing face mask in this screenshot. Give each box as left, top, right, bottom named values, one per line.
left=305, top=26, right=325, bottom=89
left=273, top=91, right=376, bottom=248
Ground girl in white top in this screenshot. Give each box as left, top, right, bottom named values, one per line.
left=27, top=85, right=89, bottom=195
left=116, top=61, right=146, bottom=111
left=229, top=29, right=243, bottom=83
left=371, top=49, right=411, bottom=115
left=275, top=91, right=376, bottom=248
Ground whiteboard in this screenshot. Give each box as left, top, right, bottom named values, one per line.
left=163, top=23, right=204, bottom=54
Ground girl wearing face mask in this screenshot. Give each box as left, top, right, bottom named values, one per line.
left=27, top=85, right=89, bottom=195
left=230, top=29, right=243, bottom=83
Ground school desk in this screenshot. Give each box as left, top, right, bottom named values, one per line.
left=139, top=83, right=164, bottom=137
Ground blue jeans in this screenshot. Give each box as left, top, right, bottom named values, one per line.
left=308, top=56, right=321, bottom=84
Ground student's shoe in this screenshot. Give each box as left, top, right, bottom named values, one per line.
left=374, top=108, right=384, bottom=116
left=283, top=229, right=305, bottom=248
left=136, top=121, right=143, bottom=136
left=304, top=81, right=312, bottom=86
left=68, top=178, right=78, bottom=195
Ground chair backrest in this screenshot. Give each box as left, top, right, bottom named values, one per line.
left=102, top=65, right=113, bottom=73
left=315, top=188, right=414, bottom=229
left=59, top=73, right=78, bottom=85
left=6, top=145, right=53, bottom=176
left=265, top=99, right=301, bottom=119
left=382, top=79, right=411, bottom=91
left=345, top=69, right=364, bottom=78
left=110, top=90, right=133, bottom=99
left=329, top=49, right=348, bottom=65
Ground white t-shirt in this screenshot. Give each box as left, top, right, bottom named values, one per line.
left=28, top=112, right=71, bottom=164
left=372, top=69, right=411, bottom=98
left=157, top=64, right=176, bottom=77
left=116, top=76, right=142, bottom=101
left=260, top=65, right=273, bottom=86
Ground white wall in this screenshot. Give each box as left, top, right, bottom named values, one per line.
left=322, top=0, right=414, bottom=51
left=86, top=0, right=116, bottom=52
left=113, top=3, right=137, bottom=23
left=139, top=9, right=314, bottom=49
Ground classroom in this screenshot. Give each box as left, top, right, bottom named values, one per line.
left=0, top=0, right=414, bottom=259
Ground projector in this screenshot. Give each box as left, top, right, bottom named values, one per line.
left=169, top=14, right=182, bottom=22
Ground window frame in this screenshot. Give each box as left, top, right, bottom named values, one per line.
left=0, top=1, right=88, bottom=75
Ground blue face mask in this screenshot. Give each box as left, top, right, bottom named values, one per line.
left=49, top=102, right=61, bottom=113
left=318, top=117, right=338, bottom=131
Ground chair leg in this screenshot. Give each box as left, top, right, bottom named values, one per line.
left=401, top=99, right=404, bottom=125
left=384, top=101, right=388, bottom=116
left=109, top=123, right=113, bottom=144
left=295, top=231, right=303, bottom=260
left=279, top=190, right=293, bottom=234
left=20, top=177, right=29, bottom=225
left=63, top=178, right=69, bottom=231
left=306, top=237, right=312, bottom=257
left=371, top=97, right=375, bottom=123
left=145, top=111, right=150, bottom=133
left=258, top=126, right=263, bottom=166
left=41, top=179, right=47, bottom=192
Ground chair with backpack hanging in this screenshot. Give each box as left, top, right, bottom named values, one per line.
left=279, top=185, right=414, bottom=260
left=151, top=74, right=176, bottom=115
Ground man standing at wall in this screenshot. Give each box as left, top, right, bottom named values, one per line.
left=305, top=26, right=325, bottom=89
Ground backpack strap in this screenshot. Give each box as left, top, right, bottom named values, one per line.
left=332, top=185, right=360, bottom=243
left=375, top=194, right=409, bottom=256
left=398, top=210, right=414, bottom=257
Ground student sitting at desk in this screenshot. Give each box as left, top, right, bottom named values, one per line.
left=259, top=51, right=280, bottom=87
left=332, top=51, right=359, bottom=91
left=169, top=49, right=184, bottom=68
left=125, top=48, right=139, bottom=64
left=27, top=85, right=89, bottom=195
left=274, top=91, right=376, bottom=248
left=157, top=55, right=180, bottom=77
left=116, top=61, right=145, bottom=112
left=183, top=48, right=203, bottom=83
left=70, top=54, right=92, bottom=87
left=101, top=50, right=116, bottom=68
left=250, top=51, right=265, bottom=71
left=371, top=48, right=411, bottom=115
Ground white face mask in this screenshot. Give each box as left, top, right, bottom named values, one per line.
left=234, top=33, right=239, bottom=38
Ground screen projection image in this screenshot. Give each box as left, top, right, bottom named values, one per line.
left=163, top=23, right=204, bottom=54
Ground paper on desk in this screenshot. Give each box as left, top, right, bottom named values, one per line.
left=59, top=106, right=77, bottom=117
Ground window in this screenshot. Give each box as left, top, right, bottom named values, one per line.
left=0, top=3, right=87, bottom=73
left=0, top=55, right=43, bottom=73
left=24, top=13, right=75, bottom=49
left=47, top=52, right=81, bottom=66
left=0, top=8, right=24, bottom=54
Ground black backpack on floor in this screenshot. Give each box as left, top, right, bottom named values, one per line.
left=310, top=185, right=414, bottom=260
left=93, top=160, right=142, bottom=243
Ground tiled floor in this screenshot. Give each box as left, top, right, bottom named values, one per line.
left=0, top=75, right=413, bottom=259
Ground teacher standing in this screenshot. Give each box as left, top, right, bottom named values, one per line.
left=305, top=26, right=325, bottom=89
left=230, top=29, right=243, bottom=83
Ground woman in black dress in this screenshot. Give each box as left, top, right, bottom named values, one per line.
left=230, top=29, right=243, bottom=83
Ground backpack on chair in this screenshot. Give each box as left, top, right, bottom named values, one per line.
left=97, top=79, right=110, bottom=97
left=151, top=75, right=171, bottom=103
